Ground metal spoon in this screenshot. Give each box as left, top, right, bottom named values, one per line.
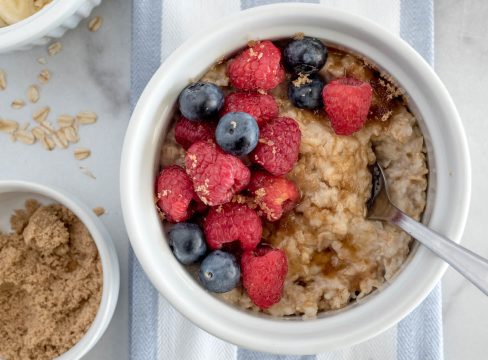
left=367, top=162, right=488, bottom=296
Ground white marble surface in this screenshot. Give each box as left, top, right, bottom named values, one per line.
left=436, top=0, right=488, bottom=359
left=0, top=0, right=486, bottom=359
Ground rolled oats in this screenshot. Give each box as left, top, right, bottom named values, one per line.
left=48, top=42, right=62, bottom=56
left=11, top=99, right=25, bottom=109
left=64, top=126, right=79, bottom=143
left=38, top=70, right=51, bottom=84
left=88, top=16, right=103, bottom=32
left=28, top=85, right=40, bottom=103
left=76, top=111, right=97, bottom=125
left=57, top=115, right=74, bottom=127
left=40, top=121, right=55, bottom=134
left=32, top=127, right=45, bottom=140
left=15, top=130, right=36, bottom=145
left=41, top=136, right=55, bottom=151
left=0, top=119, right=19, bottom=133
left=0, top=70, right=6, bottom=91
left=33, top=107, right=50, bottom=123
left=52, top=131, right=68, bottom=149
left=74, top=148, right=91, bottom=160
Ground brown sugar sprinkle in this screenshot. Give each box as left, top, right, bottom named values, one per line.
left=88, top=16, right=103, bottom=32
left=293, top=32, right=305, bottom=41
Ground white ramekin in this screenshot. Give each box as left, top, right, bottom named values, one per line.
left=0, top=180, right=120, bottom=360
left=0, top=0, right=101, bottom=53
left=120, top=4, right=471, bottom=355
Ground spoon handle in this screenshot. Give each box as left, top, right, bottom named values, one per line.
left=392, top=209, right=488, bottom=296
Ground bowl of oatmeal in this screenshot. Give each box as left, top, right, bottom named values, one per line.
left=0, top=0, right=101, bottom=53
left=0, top=180, right=120, bottom=359
left=120, top=4, right=470, bottom=354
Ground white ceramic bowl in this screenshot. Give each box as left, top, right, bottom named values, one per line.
left=0, top=181, right=119, bottom=360
left=0, top=0, right=101, bottom=53
left=120, top=4, right=471, bottom=355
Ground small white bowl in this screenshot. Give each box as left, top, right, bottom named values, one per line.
left=120, top=4, right=471, bottom=355
left=0, top=180, right=119, bottom=360
left=0, top=0, right=101, bottom=53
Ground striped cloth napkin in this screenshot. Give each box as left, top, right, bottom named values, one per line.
left=129, top=1, right=441, bottom=359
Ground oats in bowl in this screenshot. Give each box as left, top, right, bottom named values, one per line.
left=156, top=37, right=428, bottom=318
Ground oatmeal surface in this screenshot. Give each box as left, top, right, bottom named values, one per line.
left=161, top=48, right=428, bottom=317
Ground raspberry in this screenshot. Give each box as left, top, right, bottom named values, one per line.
left=251, top=117, right=301, bottom=176
left=241, top=246, right=288, bottom=309
left=174, top=116, right=215, bottom=149
left=186, top=141, right=250, bottom=206
left=203, top=203, right=262, bottom=251
left=228, top=41, right=285, bottom=91
left=248, top=171, right=300, bottom=222
left=220, top=92, right=279, bottom=126
left=322, top=77, right=373, bottom=135
left=155, top=165, right=198, bottom=222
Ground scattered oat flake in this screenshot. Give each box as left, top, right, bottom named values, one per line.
left=40, top=121, right=55, bottom=133
left=74, top=147, right=91, bottom=160
left=11, top=99, right=25, bottom=109
left=64, top=126, right=79, bottom=143
left=28, top=85, right=40, bottom=103
left=88, top=16, right=103, bottom=32
left=38, top=69, right=51, bottom=84
left=48, top=42, right=62, bottom=56
left=33, top=106, right=50, bottom=123
left=37, top=57, right=47, bottom=65
left=76, top=111, right=97, bottom=125
left=58, top=114, right=74, bottom=127
left=52, top=131, right=68, bottom=149
left=0, top=70, right=6, bottom=90
left=21, top=122, right=29, bottom=131
left=92, top=207, right=105, bottom=216
left=32, top=127, right=45, bottom=140
left=41, top=136, right=55, bottom=151
left=80, top=166, right=96, bottom=179
left=293, top=32, right=305, bottom=40
left=15, top=130, right=36, bottom=145
left=0, top=119, right=19, bottom=133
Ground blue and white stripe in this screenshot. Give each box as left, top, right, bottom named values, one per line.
left=129, top=1, right=439, bottom=359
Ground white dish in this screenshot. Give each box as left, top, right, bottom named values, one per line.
left=120, top=4, right=471, bottom=354
left=0, top=0, right=101, bottom=53
left=0, top=180, right=119, bottom=360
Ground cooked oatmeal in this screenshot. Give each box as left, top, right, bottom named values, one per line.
left=160, top=47, right=428, bottom=318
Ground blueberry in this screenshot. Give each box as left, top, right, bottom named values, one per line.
left=178, top=82, right=224, bottom=121
left=288, top=76, right=324, bottom=110
left=283, top=37, right=328, bottom=75
left=215, top=112, right=259, bottom=156
left=169, top=223, right=207, bottom=265
left=199, top=250, right=240, bottom=293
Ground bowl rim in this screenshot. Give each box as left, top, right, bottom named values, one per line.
left=0, top=0, right=94, bottom=52
left=0, top=180, right=120, bottom=360
left=120, top=3, right=471, bottom=354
